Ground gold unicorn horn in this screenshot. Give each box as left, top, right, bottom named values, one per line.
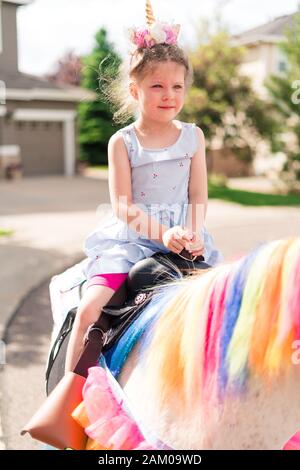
left=146, top=0, right=155, bottom=26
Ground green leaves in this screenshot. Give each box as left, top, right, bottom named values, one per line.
left=79, top=28, right=122, bottom=165
left=180, top=32, right=278, bottom=163
left=266, top=10, right=300, bottom=192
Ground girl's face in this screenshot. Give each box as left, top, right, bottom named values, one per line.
left=130, top=61, right=186, bottom=123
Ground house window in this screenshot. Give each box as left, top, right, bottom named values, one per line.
left=278, top=61, right=287, bottom=73
left=0, top=80, right=5, bottom=105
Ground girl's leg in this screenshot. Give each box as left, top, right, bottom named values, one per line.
left=64, top=272, right=128, bottom=373
left=64, top=284, right=115, bottom=373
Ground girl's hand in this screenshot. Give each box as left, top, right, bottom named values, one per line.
left=162, top=225, right=194, bottom=255
left=182, top=228, right=205, bottom=257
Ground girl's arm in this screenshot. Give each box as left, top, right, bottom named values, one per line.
left=185, top=127, right=208, bottom=234
left=108, top=132, right=169, bottom=244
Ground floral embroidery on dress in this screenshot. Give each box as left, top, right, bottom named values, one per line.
left=153, top=173, right=158, bottom=179
left=141, top=191, right=146, bottom=197
left=179, top=162, right=184, bottom=167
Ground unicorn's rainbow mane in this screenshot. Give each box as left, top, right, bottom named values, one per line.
left=104, top=238, right=300, bottom=414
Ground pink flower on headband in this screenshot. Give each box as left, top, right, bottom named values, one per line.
left=129, top=27, right=154, bottom=48
left=164, top=25, right=179, bottom=45
left=128, top=21, right=180, bottom=49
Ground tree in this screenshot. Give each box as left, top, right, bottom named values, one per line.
left=79, top=28, right=122, bottom=165
left=46, top=51, right=82, bottom=87
left=266, top=10, right=300, bottom=193
left=180, top=32, right=281, bottom=166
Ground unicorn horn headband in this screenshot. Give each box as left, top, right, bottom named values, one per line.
left=128, top=0, right=181, bottom=49
left=146, top=0, right=155, bottom=26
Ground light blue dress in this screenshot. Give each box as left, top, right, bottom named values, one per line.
left=48, top=121, right=223, bottom=333
left=83, top=120, right=222, bottom=280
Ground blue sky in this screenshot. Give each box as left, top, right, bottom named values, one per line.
left=18, top=0, right=300, bottom=75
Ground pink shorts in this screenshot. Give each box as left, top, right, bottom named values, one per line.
left=87, top=273, right=128, bottom=291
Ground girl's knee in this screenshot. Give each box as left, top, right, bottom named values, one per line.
left=75, top=284, right=115, bottom=330
left=75, top=303, right=102, bottom=331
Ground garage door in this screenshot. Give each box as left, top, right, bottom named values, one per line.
left=16, top=120, right=64, bottom=176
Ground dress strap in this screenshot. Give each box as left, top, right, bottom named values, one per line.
left=119, top=125, right=137, bottom=163
left=189, top=122, right=199, bottom=156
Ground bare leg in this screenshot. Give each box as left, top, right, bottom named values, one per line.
left=64, top=285, right=115, bottom=373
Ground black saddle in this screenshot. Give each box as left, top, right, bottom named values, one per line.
left=46, top=250, right=210, bottom=395
left=104, top=250, right=210, bottom=305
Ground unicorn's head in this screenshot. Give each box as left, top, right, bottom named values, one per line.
left=118, top=237, right=300, bottom=449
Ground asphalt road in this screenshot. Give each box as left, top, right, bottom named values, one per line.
left=0, top=279, right=53, bottom=450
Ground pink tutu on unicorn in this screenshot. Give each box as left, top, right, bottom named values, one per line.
left=72, top=367, right=155, bottom=450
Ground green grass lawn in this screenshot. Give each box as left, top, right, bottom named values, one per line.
left=208, top=182, right=300, bottom=206
left=88, top=165, right=109, bottom=171
left=0, top=228, right=14, bottom=237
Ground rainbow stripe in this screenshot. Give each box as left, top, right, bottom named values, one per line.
left=130, top=238, right=300, bottom=411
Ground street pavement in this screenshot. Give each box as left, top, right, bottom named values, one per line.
left=0, top=175, right=299, bottom=449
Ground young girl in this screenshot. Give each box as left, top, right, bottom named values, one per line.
left=64, top=1, right=222, bottom=373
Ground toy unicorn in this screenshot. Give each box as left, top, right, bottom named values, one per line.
left=72, top=237, right=300, bottom=450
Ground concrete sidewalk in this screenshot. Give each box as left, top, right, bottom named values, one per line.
left=0, top=175, right=300, bottom=449
left=226, top=176, right=281, bottom=194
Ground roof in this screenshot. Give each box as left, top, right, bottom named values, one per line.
left=2, top=1, right=33, bottom=6
left=233, top=13, right=297, bottom=45
left=2, top=70, right=95, bottom=102
left=1, top=70, right=63, bottom=90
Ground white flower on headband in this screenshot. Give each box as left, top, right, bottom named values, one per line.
left=150, top=22, right=167, bottom=43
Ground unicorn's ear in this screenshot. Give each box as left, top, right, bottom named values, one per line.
left=172, top=24, right=181, bottom=38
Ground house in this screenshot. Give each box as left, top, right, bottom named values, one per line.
left=232, top=13, right=296, bottom=96
left=0, top=0, right=94, bottom=177
left=230, top=13, right=297, bottom=176
left=207, top=13, right=297, bottom=178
